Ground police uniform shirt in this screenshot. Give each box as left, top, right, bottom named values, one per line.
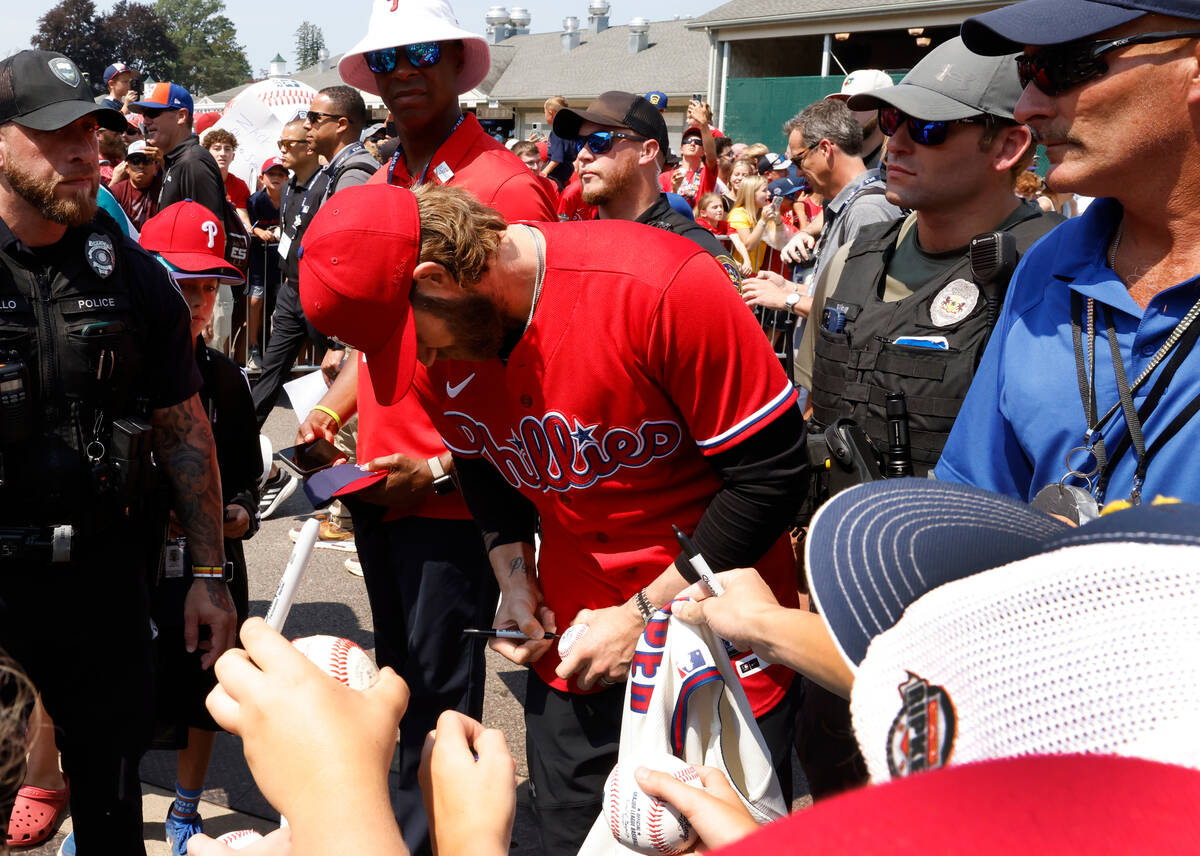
left=635, top=193, right=728, bottom=257
left=794, top=203, right=1042, bottom=390
left=0, top=214, right=201, bottom=411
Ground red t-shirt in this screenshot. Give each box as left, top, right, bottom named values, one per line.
left=412, top=220, right=799, bottom=710
left=658, top=162, right=716, bottom=203
left=224, top=173, right=250, bottom=209
left=698, top=218, right=732, bottom=235
left=358, top=113, right=557, bottom=521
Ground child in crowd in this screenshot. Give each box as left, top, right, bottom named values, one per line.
left=727, top=175, right=779, bottom=277
left=694, top=192, right=730, bottom=234
left=139, top=201, right=261, bottom=856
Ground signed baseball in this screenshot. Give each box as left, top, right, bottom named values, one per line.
left=557, top=623, right=589, bottom=658
left=603, top=753, right=703, bottom=855
left=292, top=635, right=379, bottom=690
left=216, top=829, right=264, bottom=849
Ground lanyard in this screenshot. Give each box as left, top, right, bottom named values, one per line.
left=280, top=172, right=320, bottom=236
left=1069, top=290, right=1200, bottom=504
left=387, top=114, right=466, bottom=187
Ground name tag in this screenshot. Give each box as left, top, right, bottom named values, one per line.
left=433, top=162, right=454, bottom=184
left=277, top=232, right=292, bottom=259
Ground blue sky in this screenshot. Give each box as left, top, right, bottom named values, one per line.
left=5, top=0, right=711, bottom=80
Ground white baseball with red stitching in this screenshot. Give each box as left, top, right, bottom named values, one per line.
left=558, top=623, right=589, bottom=658
left=603, top=753, right=702, bottom=855
left=292, top=635, right=380, bottom=690
left=216, top=829, right=264, bottom=849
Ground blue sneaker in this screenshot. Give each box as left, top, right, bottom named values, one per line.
left=56, top=831, right=75, bottom=855
left=165, top=808, right=203, bottom=856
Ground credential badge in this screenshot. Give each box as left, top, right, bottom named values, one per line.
left=930, top=278, right=979, bottom=327
left=86, top=233, right=116, bottom=278
left=48, top=58, right=80, bottom=87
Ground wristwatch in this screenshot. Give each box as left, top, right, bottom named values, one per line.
left=784, top=291, right=802, bottom=314
left=428, top=455, right=456, bottom=496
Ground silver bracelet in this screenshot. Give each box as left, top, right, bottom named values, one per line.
left=634, top=588, right=655, bottom=624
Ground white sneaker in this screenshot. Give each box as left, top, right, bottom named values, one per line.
left=345, top=556, right=363, bottom=576
left=259, top=470, right=299, bottom=518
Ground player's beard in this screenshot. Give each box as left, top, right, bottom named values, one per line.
left=581, top=155, right=637, bottom=207
left=416, top=290, right=520, bottom=361
left=3, top=159, right=98, bottom=227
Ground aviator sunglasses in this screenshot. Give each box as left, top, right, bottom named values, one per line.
left=1016, top=29, right=1200, bottom=96
left=580, top=130, right=647, bottom=155
left=878, top=106, right=990, bottom=146
left=364, top=42, right=443, bottom=74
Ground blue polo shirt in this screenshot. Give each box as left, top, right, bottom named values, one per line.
left=936, top=197, right=1200, bottom=504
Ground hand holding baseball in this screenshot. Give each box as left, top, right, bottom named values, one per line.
left=185, top=827, right=292, bottom=856
left=419, top=711, right=516, bottom=856
left=206, top=618, right=410, bottom=852
left=635, top=763, right=760, bottom=852
left=554, top=602, right=643, bottom=689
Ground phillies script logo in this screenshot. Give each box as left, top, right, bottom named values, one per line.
left=442, top=410, right=683, bottom=493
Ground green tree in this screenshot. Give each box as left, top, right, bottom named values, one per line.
left=31, top=0, right=107, bottom=91
left=155, top=0, right=250, bottom=96
left=97, top=1, right=178, bottom=86
left=294, top=21, right=326, bottom=70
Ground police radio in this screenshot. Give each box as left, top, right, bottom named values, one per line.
left=0, top=352, right=35, bottom=446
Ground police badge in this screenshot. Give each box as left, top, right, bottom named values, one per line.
left=86, top=233, right=116, bottom=278
left=929, top=278, right=979, bottom=327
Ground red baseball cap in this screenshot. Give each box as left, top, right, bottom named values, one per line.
left=139, top=201, right=242, bottom=282
left=299, top=184, right=420, bottom=406
left=260, top=156, right=286, bottom=174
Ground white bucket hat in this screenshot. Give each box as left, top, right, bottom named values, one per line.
left=339, top=0, right=491, bottom=96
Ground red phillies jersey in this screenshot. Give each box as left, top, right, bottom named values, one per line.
left=658, top=163, right=716, bottom=203
left=358, top=112, right=557, bottom=521
left=556, top=173, right=595, bottom=222
left=412, top=220, right=799, bottom=711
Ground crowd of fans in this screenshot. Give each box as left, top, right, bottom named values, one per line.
left=2, top=0, right=1200, bottom=854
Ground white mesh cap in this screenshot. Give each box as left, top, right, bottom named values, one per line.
left=851, top=540, right=1200, bottom=782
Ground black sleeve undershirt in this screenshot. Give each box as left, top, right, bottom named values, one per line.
left=451, top=404, right=809, bottom=571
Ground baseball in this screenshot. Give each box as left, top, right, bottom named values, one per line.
left=558, top=623, right=589, bottom=658
left=292, top=635, right=380, bottom=690
left=603, top=753, right=703, bottom=855
left=216, top=829, right=264, bottom=849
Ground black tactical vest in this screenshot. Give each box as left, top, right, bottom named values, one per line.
left=0, top=212, right=151, bottom=526
left=810, top=211, right=1057, bottom=474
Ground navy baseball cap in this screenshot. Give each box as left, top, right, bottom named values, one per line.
left=962, top=0, right=1200, bottom=54
left=805, top=477, right=1200, bottom=667
left=645, top=90, right=668, bottom=110
left=130, top=81, right=194, bottom=116
left=0, top=50, right=125, bottom=132
left=103, top=62, right=135, bottom=84
left=769, top=176, right=808, bottom=199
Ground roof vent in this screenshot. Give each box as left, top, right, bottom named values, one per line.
left=628, top=17, right=649, bottom=53
left=509, top=6, right=531, bottom=32
left=486, top=5, right=511, bottom=42
left=588, top=0, right=610, bottom=33
left=562, top=16, right=581, bottom=51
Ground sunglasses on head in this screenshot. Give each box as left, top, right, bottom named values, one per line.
left=364, top=42, right=442, bottom=74
left=1016, top=29, right=1200, bottom=96
left=580, top=130, right=648, bottom=155
left=878, top=107, right=991, bottom=146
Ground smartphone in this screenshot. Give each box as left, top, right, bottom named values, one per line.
left=276, top=438, right=342, bottom=477
left=692, top=93, right=704, bottom=103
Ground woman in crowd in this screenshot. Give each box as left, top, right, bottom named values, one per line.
left=727, top=175, right=781, bottom=277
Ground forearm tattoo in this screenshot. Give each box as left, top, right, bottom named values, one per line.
left=153, top=395, right=225, bottom=566
left=509, top=556, right=528, bottom=578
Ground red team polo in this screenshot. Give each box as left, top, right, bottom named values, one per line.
left=359, top=113, right=556, bottom=521
left=412, top=220, right=800, bottom=714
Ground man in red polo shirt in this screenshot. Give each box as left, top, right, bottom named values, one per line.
left=301, top=182, right=808, bottom=856
left=299, top=2, right=554, bottom=854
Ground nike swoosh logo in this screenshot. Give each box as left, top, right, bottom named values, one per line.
left=446, top=373, right=476, bottom=398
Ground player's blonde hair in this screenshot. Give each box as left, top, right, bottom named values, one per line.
left=413, top=184, right=507, bottom=286
left=0, top=651, right=34, bottom=832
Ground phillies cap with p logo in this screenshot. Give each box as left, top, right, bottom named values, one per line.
left=139, top=200, right=242, bottom=282
left=0, top=50, right=125, bottom=132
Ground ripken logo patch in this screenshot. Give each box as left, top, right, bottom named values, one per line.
left=48, top=57, right=80, bottom=87
left=886, top=672, right=956, bottom=777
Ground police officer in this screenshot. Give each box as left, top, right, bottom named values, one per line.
left=0, top=50, right=235, bottom=854
left=745, top=37, right=1062, bottom=802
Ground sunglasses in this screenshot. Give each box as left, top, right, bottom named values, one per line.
left=681, top=137, right=702, bottom=147
left=305, top=110, right=345, bottom=126
left=1016, top=29, right=1200, bottom=96
left=277, top=138, right=308, bottom=151
left=364, top=42, right=442, bottom=74
left=139, top=107, right=178, bottom=119
left=580, top=130, right=648, bottom=155
left=789, top=145, right=814, bottom=169
left=878, top=107, right=990, bottom=146
left=125, top=155, right=151, bottom=167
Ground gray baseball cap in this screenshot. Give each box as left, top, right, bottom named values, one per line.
left=847, top=37, right=1022, bottom=121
